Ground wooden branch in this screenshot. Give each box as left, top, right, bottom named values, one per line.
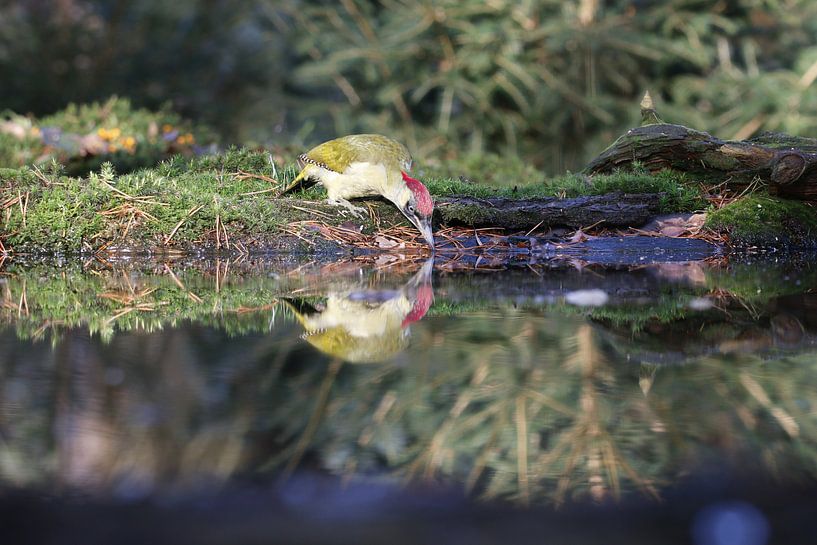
left=585, top=92, right=817, bottom=200
left=436, top=192, right=661, bottom=229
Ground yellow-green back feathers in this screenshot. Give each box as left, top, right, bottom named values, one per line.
left=283, top=134, right=412, bottom=193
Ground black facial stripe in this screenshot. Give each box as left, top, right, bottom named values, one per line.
left=299, top=154, right=330, bottom=170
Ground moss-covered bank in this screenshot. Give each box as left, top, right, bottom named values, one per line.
left=2, top=139, right=816, bottom=254
left=705, top=194, right=817, bottom=248
left=0, top=147, right=714, bottom=255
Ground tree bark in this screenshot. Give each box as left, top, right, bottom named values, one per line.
left=436, top=192, right=661, bottom=229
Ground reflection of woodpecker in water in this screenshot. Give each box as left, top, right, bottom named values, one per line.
left=281, top=260, right=434, bottom=363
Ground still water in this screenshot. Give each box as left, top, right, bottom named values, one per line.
left=0, top=256, right=816, bottom=539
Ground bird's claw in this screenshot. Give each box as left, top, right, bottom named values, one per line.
left=329, top=198, right=367, bottom=218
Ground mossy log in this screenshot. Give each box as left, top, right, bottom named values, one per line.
left=436, top=192, right=661, bottom=230
left=585, top=93, right=817, bottom=201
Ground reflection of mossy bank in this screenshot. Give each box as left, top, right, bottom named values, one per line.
left=4, top=261, right=817, bottom=370
left=1, top=265, right=289, bottom=342
left=595, top=263, right=817, bottom=366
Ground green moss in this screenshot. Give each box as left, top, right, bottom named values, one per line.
left=705, top=194, right=817, bottom=247
left=425, top=165, right=705, bottom=214
left=0, top=148, right=407, bottom=253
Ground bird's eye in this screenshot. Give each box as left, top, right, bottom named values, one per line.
left=408, top=205, right=415, bottom=213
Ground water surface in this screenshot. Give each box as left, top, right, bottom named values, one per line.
left=1, top=256, right=816, bottom=515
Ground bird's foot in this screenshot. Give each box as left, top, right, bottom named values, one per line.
left=328, top=198, right=367, bottom=218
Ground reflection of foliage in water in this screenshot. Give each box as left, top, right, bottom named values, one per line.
left=0, top=261, right=816, bottom=505
left=269, top=314, right=817, bottom=505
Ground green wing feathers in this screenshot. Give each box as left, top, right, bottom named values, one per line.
left=306, top=134, right=412, bottom=172
left=282, top=134, right=412, bottom=195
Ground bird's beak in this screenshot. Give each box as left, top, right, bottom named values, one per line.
left=401, top=207, right=435, bottom=250
left=414, top=215, right=435, bottom=251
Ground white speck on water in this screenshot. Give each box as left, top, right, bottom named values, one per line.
left=565, top=289, right=609, bottom=307
left=689, top=297, right=713, bottom=310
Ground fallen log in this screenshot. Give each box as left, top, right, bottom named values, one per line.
left=585, top=92, right=817, bottom=201
left=435, top=192, right=661, bottom=230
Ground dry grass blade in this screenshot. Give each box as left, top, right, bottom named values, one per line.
left=739, top=371, right=800, bottom=438
left=1, top=195, right=21, bottom=209
left=164, top=204, right=205, bottom=245
left=215, top=214, right=222, bottom=250
left=235, top=169, right=282, bottom=196
left=220, top=216, right=229, bottom=247
left=230, top=302, right=278, bottom=314
left=164, top=264, right=203, bottom=304
left=282, top=358, right=343, bottom=477
left=99, top=203, right=159, bottom=222
left=100, top=179, right=167, bottom=205
left=515, top=394, right=530, bottom=505
left=234, top=169, right=280, bottom=186
left=239, top=187, right=279, bottom=196
left=525, top=219, right=546, bottom=236
left=17, top=191, right=28, bottom=227
left=17, top=279, right=28, bottom=317
left=104, top=300, right=168, bottom=325
left=290, top=204, right=333, bottom=219
left=30, top=165, right=53, bottom=186
left=98, top=287, right=158, bottom=305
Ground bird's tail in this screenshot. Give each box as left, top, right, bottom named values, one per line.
left=279, top=297, right=319, bottom=325
left=279, top=168, right=310, bottom=195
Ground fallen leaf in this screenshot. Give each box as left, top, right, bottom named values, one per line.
left=375, top=236, right=399, bottom=249
left=660, top=226, right=687, bottom=237
left=687, top=213, right=707, bottom=230
left=338, top=221, right=362, bottom=232
left=569, top=229, right=588, bottom=243
left=375, top=254, right=399, bottom=266
left=641, top=213, right=708, bottom=236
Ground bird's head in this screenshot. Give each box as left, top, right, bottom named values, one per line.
left=394, top=171, right=435, bottom=249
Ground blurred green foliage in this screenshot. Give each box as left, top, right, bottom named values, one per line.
left=0, top=0, right=289, bottom=143
left=2, top=0, right=817, bottom=174
left=267, top=0, right=817, bottom=172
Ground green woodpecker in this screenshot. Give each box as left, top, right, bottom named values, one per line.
left=282, top=134, right=435, bottom=249
left=280, top=260, right=433, bottom=363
